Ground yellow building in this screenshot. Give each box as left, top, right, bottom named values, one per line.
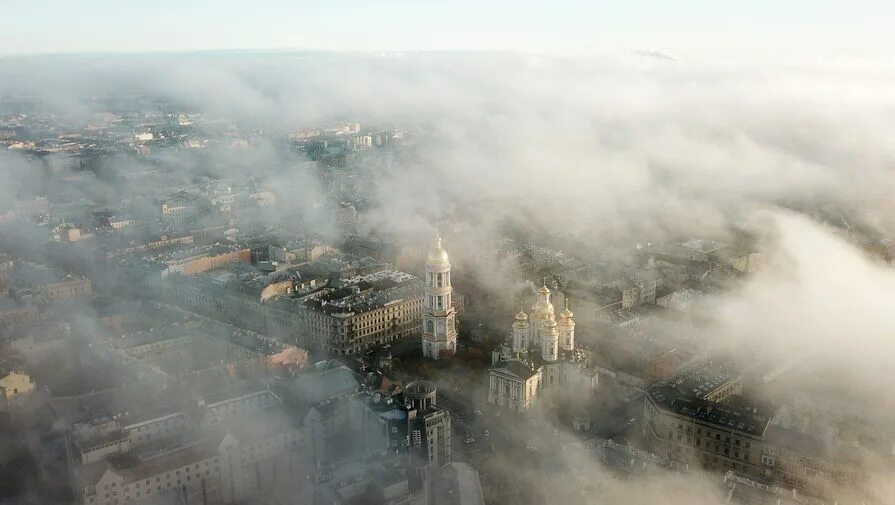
left=39, top=277, right=92, bottom=303
left=0, top=371, right=35, bottom=400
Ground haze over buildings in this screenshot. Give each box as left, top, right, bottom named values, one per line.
left=0, top=4, right=894, bottom=505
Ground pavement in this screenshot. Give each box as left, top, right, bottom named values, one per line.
left=451, top=462, right=485, bottom=505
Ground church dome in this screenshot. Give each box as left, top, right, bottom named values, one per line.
left=427, top=234, right=450, bottom=265
left=515, top=310, right=529, bottom=321
left=428, top=247, right=449, bottom=263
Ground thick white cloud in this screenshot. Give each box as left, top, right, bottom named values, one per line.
left=709, top=210, right=895, bottom=396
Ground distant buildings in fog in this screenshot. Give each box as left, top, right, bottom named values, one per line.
left=642, top=359, right=885, bottom=503
left=69, top=387, right=306, bottom=505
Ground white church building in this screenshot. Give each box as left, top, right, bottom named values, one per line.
left=488, top=282, right=596, bottom=411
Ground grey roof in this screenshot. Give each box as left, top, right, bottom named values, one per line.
left=647, top=383, right=769, bottom=437
left=490, top=360, right=540, bottom=380
left=288, top=366, right=361, bottom=404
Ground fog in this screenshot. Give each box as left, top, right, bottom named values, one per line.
left=5, top=54, right=895, bottom=237
left=1, top=51, right=894, bottom=504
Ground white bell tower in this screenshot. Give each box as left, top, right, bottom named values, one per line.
left=512, top=308, right=529, bottom=353
left=558, top=298, right=575, bottom=351
left=422, top=233, right=457, bottom=359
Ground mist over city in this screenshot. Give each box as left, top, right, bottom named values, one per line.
left=1, top=3, right=894, bottom=505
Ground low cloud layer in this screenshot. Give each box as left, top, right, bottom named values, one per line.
left=2, top=51, right=895, bottom=504
left=709, top=210, right=895, bottom=405
left=3, top=53, right=895, bottom=246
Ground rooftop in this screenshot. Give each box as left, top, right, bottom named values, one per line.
left=301, top=269, right=421, bottom=315
left=285, top=365, right=362, bottom=404
left=490, top=360, right=540, bottom=380
left=647, top=362, right=769, bottom=437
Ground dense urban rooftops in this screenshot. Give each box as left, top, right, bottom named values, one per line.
left=647, top=362, right=770, bottom=437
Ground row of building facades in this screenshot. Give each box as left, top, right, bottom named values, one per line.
left=65, top=359, right=453, bottom=505
left=640, top=361, right=888, bottom=503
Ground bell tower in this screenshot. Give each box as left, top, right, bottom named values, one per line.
left=512, top=306, right=529, bottom=353
left=558, top=298, right=575, bottom=351
left=421, top=233, right=457, bottom=359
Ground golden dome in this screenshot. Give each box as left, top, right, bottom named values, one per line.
left=515, top=310, right=529, bottom=321
left=538, top=284, right=551, bottom=295
left=558, top=296, right=573, bottom=318
left=426, top=234, right=449, bottom=265
left=427, top=247, right=449, bottom=263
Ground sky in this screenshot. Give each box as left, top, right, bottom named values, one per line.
left=2, top=0, right=895, bottom=61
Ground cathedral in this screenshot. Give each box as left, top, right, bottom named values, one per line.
left=488, top=282, right=594, bottom=411
left=421, top=234, right=458, bottom=359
